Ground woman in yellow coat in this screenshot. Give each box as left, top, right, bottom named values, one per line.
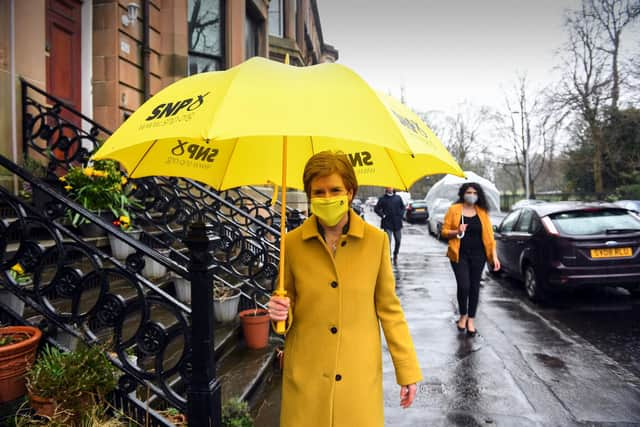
left=268, top=151, right=423, bottom=427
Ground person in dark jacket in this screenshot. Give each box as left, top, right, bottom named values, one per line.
left=375, top=187, right=405, bottom=265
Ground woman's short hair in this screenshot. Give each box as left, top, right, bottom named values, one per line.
left=303, top=151, right=358, bottom=198
left=456, top=182, right=489, bottom=210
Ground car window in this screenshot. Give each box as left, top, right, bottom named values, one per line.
left=530, top=215, right=542, bottom=233
left=550, top=209, right=640, bottom=235
left=514, top=209, right=533, bottom=233
left=411, top=201, right=427, bottom=208
left=499, top=210, right=520, bottom=232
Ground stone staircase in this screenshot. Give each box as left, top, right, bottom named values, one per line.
left=0, top=80, right=295, bottom=424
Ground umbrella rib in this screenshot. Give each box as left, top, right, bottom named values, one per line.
left=218, top=137, right=241, bottom=190
left=129, top=139, right=158, bottom=178
left=310, top=135, right=316, bottom=155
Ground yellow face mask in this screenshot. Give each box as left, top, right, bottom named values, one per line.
left=310, top=195, right=349, bottom=227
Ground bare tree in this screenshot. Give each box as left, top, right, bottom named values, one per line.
left=586, top=0, right=640, bottom=110
left=437, top=101, right=491, bottom=171
left=554, top=4, right=611, bottom=193
left=496, top=75, right=564, bottom=198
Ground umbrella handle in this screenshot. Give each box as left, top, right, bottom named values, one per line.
left=273, top=288, right=288, bottom=335
left=456, top=214, right=465, bottom=239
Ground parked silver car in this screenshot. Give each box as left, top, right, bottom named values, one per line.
left=427, top=199, right=452, bottom=238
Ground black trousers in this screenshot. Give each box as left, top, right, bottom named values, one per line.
left=451, top=253, right=486, bottom=317
left=384, top=228, right=402, bottom=257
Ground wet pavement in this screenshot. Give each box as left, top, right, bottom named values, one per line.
left=381, top=211, right=640, bottom=426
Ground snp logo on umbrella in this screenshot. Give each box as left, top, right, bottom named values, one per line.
left=144, top=92, right=210, bottom=124
left=165, top=139, right=218, bottom=169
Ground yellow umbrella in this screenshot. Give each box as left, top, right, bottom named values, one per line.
left=92, top=56, right=463, bottom=333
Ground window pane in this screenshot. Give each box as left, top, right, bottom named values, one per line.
left=550, top=209, right=640, bottom=236
left=500, top=211, right=520, bottom=232
left=268, top=0, right=283, bottom=37
left=514, top=209, right=533, bottom=232
left=188, top=55, right=222, bottom=75
left=188, top=0, right=222, bottom=58
left=245, top=15, right=259, bottom=59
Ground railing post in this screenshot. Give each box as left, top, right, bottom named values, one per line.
left=184, top=221, right=222, bottom=427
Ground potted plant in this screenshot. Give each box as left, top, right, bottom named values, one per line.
left=19, top=155, right=49, bottom=201
left=26, top=344, right=117, bottom=420
left=159, top=407, right=187, bottom=426
left=213, top=281, right=241, bottom=323
left=0, top=326, right=42, bottom=404
left=60, top=159, right=140, bottom=237
left=238, top=296, right=270, bottom=350
left=222, top=397, right=253, bottom=427
left=108, top=215, right=142, bottom=260
left=173, top=273, right=191, bottom=304
left=142, top=248, right=171, bottom=279
left=0, top=263, right=31, bottom=316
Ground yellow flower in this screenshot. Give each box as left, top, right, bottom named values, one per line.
left=11, top=263, right=24, bottom=275
left=93, top=170, right=108, bottom=178
left=58, top=176, right=66, bottom=182
left=121, top=176, right=128, bottom=185
left=131, top=184, right=137, bottom=190
left=83, top=167, right=95, bottom=177
left=64, top=185, right=73, bottom=191
left=119, top=216, right=131, bottom=224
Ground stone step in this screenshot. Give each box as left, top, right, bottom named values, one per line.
left=217, top=338, right=280, bottom=403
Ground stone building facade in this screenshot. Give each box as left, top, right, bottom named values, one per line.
left=0, top=0, right=337, bottom=190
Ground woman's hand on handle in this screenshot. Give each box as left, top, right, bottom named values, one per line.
left=268, top=296, right=290, bottom=321
left=400, top=383, right=417, bottom=408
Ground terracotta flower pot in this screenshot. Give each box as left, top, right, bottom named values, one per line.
left=0, top=326, right=42, bottom=403
left=28, top=392, right=56, bottom=417
left=239, top=309, right=270, bottom=350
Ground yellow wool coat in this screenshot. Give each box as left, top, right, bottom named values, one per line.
left=280, top=210, right=423, bottom=427
left=442, top=203, right=497, bottom=264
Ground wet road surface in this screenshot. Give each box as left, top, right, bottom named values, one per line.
left=381, top=212, right=640, bottom=426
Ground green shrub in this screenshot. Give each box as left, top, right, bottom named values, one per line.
left=26, top=344, right=117, bottom=413
left=221, top=397, right=253, bottom=427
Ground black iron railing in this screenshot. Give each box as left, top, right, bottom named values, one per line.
left=19, top=79, right=309, bottom=306
left=5, top=79, right=308, bottom=425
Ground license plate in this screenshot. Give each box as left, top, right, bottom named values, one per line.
left=415, top=208, right=425, bottom=212
left=590, top=247, right=632, bottom=258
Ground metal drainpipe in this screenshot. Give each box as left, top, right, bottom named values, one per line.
left=10, top=0, right=18, bottom=194
left=142, top=0, right=150, bottom=100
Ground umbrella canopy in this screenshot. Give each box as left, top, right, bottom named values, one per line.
left=92, top=57, right=463, bottom=190
left=92, top=56, right=464, bottom=334
left=425, top=171, right=502, bottom=212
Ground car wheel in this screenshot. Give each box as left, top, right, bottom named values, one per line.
left=524, top=264, right=546, bottom=302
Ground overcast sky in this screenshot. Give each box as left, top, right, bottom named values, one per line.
left=318, top=1, right=637, bottom=115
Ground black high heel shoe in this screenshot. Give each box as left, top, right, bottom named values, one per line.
left=466, top=320, right=477, bottom=337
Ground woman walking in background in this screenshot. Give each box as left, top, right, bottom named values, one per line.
left=442, top=183, right=500, bottom=337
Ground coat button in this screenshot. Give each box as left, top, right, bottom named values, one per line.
left=330, top=327, right=338, bottom=334
left=330, top=281, right=338, bottom=288
left=341, top=241, right=347, bottom=247
left=335, top=374, right=342, bottom=381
